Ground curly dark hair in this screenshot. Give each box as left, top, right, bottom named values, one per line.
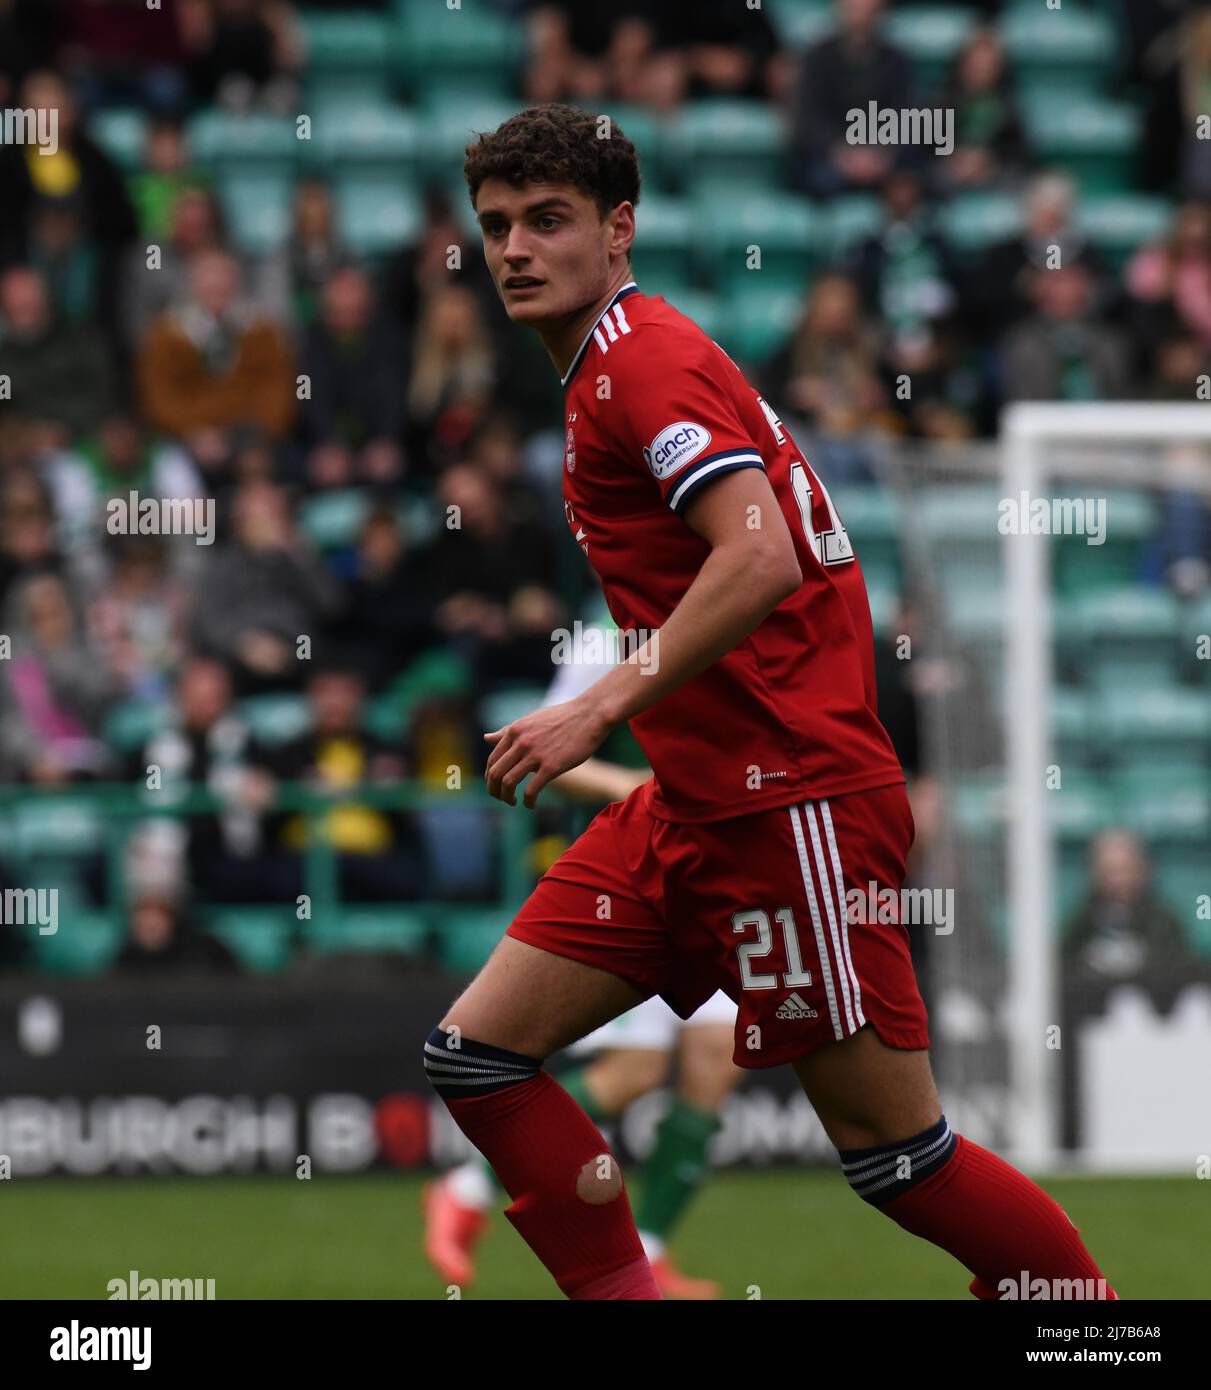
left=463, top=104, right=641, bottom=218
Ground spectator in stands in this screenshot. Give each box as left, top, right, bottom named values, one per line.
left=1001, top=263, right=1133, bottom=403
left=0, top=470, right=63, bottom=611
left=383, top=185, right=498, bottom=334
left=1125, top=200, right=1211, bottom=358
left=61, top=0, right=190, bottom=114
left=1179, top=7, right=1211, bottom=197
left=336, top=508, right=439, bottom=693
left=973, top=173, right=1108, bottom=340
left=182, top=0, right=304, bottom=115
left=254, top=665, right=430, bottom=903
left=89, top=536, right=192, bottom=702
left=1063, top=829, right=1196, bottom=1002
left=0, top=265, right=116, bottom=450
left=262, top=179, right=346, bottom=327
left=114, top=891, right=239, bottom=974
left=420, top=463, right=565, bottom=689
left=137, top=248, right=296, bottom=470
left=788, top=0, right=915, bottom=196
left=39, top=411, right=205, bottom=563
left=27, top=200, right=99, bottom=326
left=298, top=264, right=408, bottom=491
left=128, top=117, right=203, bottom=243
left=0, top=70, right=137, bottom=310
left=192, top=479, right=339, bottom=692
left=935, top=27, right=1027, bottom=192
left=405, top=284, right=496, bottom=474
left=0, top=571, right=118, bottom=783
left=761, top=272, right=890, bottom=469
left=134, top=656, right=291, bottom=903
left=122, top=185, right=228, bottom=345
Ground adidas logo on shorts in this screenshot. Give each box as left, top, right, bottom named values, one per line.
left=775, top=991, right=818, bottom=1020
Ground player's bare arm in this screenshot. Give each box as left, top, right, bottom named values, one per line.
left=484, top=467, right=800, bottom=807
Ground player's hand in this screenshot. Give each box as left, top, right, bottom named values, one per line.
left=483, top=697, right=611, bottom=808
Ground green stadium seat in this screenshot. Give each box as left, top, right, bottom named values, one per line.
left=303, top=906, right=429, bottom=958
left=949, top=772, right=1007, bottom=839
left=416, top=95, right=520, bottom=182
left=298, top=488, right=372, bottom=550
left=1078, top=195, right=1173, bottom=272
left=104, top=700, right=171, bottom=755
left=833, top=486, right=901, bottom=578
left=1050, top=685, right=1097, bottom=770
left=1052, top=488, right=1156, bottom=596
left=301, top=10, right=393, bottom=105
left=1001, top=3, right=1119, bottom=95
left=1181, top=594, right=1211, bottom=684
left=30, top=909, right=123, bottom=977
left=582, top=103, right=672, bottom=192
left=206, top=908, right=295, bottom=973
left=917, top=485, right=1004, bottom=593
left=310, top=105, right=420, bottom=176
left=90, top=108, right=147, bottom=172
left=767, top=0, right=833, bottom=50
left=825, top=194, right=883, bottom=261
left=435, top=906, right=507, bottom=976
left=629, top=196, right=693, bottom=292
left=385, top=647, right=474, bottom=716
left=395, top=1, right=523, bottom=95
left=190, top=112, right=299, bottom=176
left=480, top=685, right=547, bottom=734
left=940, top=192, right=1022, bottom=255
left=658, top=288, right=722, bottom=342
left=694, top=188, right=818, bottom=292
left=1073, top=587, right=1182, bottom=688
left=237, top=694, right=311, bottom=747
left=1046, top=773, right=1118, bottom=841
left=10, top=798, right=105, bottom=858
left=673, top=101, right=788, bottom=193
left=866, top=583, right=900, bottom=640
left=335, top=172, right=421, bottom=255
left=717, top=282, right=805, bottom=365
left=1021, top=95, right=1141, bottom=195
left=884, top=6, right=978, bottom=88
left=217, top=170, right=294, bottom=255
left=1113, top=767, right=1211, bottom=841
left=1099, top=685, right=1211, bottom=776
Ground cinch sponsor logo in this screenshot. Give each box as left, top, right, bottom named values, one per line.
left=643, top=422, right=711, bottom=480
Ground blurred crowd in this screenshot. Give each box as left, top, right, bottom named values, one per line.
left=0, top=0, right=1209, bottom=961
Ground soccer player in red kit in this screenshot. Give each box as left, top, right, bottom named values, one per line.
left=424, top=104, right=1116, bottom=1301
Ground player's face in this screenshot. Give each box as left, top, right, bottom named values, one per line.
left=475, top=179, right=614, bottom=327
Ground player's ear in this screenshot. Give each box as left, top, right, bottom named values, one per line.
left=608, top=201, right=636, bottom=261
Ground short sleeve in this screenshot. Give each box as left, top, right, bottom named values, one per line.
left=604, top=329, right=766, bottom=516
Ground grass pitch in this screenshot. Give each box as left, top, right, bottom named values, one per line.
left=1, top=1170, right=1199, bottom=1300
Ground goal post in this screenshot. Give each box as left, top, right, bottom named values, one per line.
left=1002, top=403, right=1211, bottom=1172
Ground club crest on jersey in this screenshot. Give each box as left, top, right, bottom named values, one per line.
left=642, top=421, right=711, bottom=481
left=565, top=425, right=576, bottom=474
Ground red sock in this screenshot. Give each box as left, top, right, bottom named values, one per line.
left=441, top=1068, right=659, bottom=1299
left=881, top=1133, right=1117, bottom=1299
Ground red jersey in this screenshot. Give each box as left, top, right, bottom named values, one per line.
left=560, top=280, right=904, bottom=822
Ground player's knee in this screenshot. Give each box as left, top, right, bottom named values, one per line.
left=422, top=1024, right=542, bottom=1098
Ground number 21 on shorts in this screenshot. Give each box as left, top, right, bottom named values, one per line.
left=732, top=908, right=813, bottom=990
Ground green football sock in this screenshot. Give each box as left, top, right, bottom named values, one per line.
left=634, top=1099, right=719, bottom=1241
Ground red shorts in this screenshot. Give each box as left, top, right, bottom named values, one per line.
left=508, top=779, right=930, bottom=1069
